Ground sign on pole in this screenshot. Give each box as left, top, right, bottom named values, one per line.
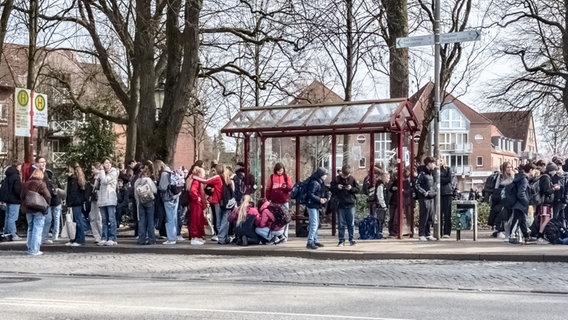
left=396, top=30, right=481, bottom=48
left=14, top=88, right=31, bottom=137
left=33, top=92, right=49, bottom=127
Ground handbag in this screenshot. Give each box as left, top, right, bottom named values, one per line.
left=25, top=190, right=49, bottom=212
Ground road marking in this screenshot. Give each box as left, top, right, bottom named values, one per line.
left=0, top=298, right=413, bottom=320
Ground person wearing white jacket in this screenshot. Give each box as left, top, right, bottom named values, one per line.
left=96, top=157, right=119, bottom=246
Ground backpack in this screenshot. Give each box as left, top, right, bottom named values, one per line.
left=168, top=171, right=184, bottom=195
left=269, top=203, right=291, bottom=228
left=543, top=218, right=568, bottom=244
left=483, top=171, right=500, bottom=202
left=528, top=177, right=541, bottom=206
left=136, top=179, right=155, bottom=204
left=501, top=182, right=517, bottom=209
left=358, top=216, right=382, bottom=240
left=219, top=180, right=236, bottom=210
left=290, top=178, right=311, bottom=205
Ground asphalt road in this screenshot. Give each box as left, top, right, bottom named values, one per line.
left=0, top=252, right=567, bottom=319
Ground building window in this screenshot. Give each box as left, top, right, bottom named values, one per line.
left=477, top=156, right=483, bottom=167
left=359, top=157, right=366, bottom=168
left=440, top=106, right=468, bottom=130
left=0, top=104, right=7, bottom=123
left=374, top=132, right=392, bottom=168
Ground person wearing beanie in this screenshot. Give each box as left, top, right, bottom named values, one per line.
left=305, top=167, right=328, bottom=250
left=549, top=161, right=566, bottom=221
left=546, top=163, right=558, bottom=174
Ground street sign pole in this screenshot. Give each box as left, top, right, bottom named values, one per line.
left=433, top=0, right=441, bottom=240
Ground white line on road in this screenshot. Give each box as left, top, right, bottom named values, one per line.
left=0, top=298, right=413, bottom=320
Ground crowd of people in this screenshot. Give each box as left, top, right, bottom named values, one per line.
left=3, top=154, right=568, bottom=257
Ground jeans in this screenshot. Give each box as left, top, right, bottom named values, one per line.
left=89, top=202, right=102, bottom=242
left=337, top=206, right=355, bottom=242
left=215, top=205, right=229, bottom=244
left=255, top=227, right=284, bottom=242
left=100, top=205, right=117, bottom=241
left=164, top=198, right=179, bottom=242
left=3, top=203, right=20, bottom=236
left=441, top=195, right=452, bottom=236
left=42, top=206, right=53, bottom=241
left=51, top=204, right=62, bottom=239
left=510, top=208, right=529, bottom=239
left=71, top=206, right=86, bottom=244
left=138, top=201, right=155, bottom=244
left=26, top=212, right=45, bottom=255
left=307, top=207, right=319, bottom=244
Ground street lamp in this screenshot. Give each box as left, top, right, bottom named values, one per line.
left=154, top=83, right=165, bottom=121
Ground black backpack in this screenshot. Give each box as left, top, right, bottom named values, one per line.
left=219, top=180, right=236, bottom=210
left=269, top=203, right=291, bottom=228
left=543, top=218, right=568, bottom=244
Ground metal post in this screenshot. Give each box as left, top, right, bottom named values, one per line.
left=260, top=137, right=266, bottom=198
left=331, top=135, right=337, bottom=236
left=433, top=0, right=442, bottom=239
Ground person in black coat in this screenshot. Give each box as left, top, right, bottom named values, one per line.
left=2, top=164, right=22, bottom=240
left=305, top=167, right=328, bottom=250
left=65, top=162, right=87, bottom=246
left=439, top=159, right=456, bottom=238
left=415, top=157, right=437, bottom=241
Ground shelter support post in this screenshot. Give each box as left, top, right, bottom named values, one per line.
left=260, top=136, right=266, bottom=199
left=244, top=133, right=250, bottom=186
left=331, top=135, right=336, bottom=236
left=397, top=132, right=404, bottom=239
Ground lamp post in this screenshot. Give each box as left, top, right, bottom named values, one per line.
left=154, top=83, right=165, bottom=122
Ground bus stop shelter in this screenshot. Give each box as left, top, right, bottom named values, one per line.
left=221, top=98, right=420, bottom=238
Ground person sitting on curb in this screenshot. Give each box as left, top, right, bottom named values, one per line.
left=255, top=199, right=285, bottom=245
left=229, top=195, right=262, bottom=246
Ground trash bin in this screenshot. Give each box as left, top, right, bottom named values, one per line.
left=451, top=200, right=478, bottom=241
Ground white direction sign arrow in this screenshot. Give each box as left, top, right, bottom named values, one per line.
left=396, top=30, right=481, bottom=48
left=440, top=30, right=481, bottom=44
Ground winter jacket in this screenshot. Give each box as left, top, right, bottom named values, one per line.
left=266, top=173, right=293, bottom=204
left=305, top=171, right=327, bottom=209
left=198, top=174, right=223, bottom=204
left=551, top=173, right=565, bottom=204
left=20, top=177, right=51, bottom=213
left=415, top=167, right=436, bottom=199
left=256, top=201, right=282, bottom=230
left=97, top=167, right=119, bottom=207
left=375, top=183, right=387, bottom=208
left=330, top=174, right=360, bottom=208
left=3, top=166, right=21, bottom=204
left=233, top=168, right=256, bottom=204
left=45, top=169, right=62, bottom=206
left=440, top=166, right=455, bottom=196
left=512, top=172, right=530, bottom=214
left=66, top=175, right=86, bottom=207
left=229, top=203, right=259, bottom=226
left=189, top=179, right=205, bottom=210
left=539, top=173, right=555, bottom=205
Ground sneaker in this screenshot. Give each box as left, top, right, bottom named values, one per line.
left=12, top=235, right=22, bottom=241
left=65, top=242, right=73, bottom=246
left=105, top=240, right=118, bottom=246
left=349, top=240, right=357, bottom=246
left=53, top=236, right=59, bottom=241
left=162, top=240, right=176, bottom=245
left=537, top=238, right=549, bottom=245
left=273, top=236, right=284, bottom=245
left=29, top=251, right=43, bottom=256
left=419, top=236, right=427, bottom=241
left=306, top=243, right=318, bottom=250
left=176, top=236, right=186, bottom=242
left=211, top=235, right=219, bottom=242
left=337, top=241, right=345, bottom=247
left=241, top=235, right=249, bottom=246
left=442, top=235, right=450, bottom=239
left=190, top=238, right=204, bottom=245
left=426, top=236, right=436, bottom=241
left=314, top=242, right=324, bottom=247
left=97, top=240, right=107, bottom=246
left=69, top=242, right=83, bottom=247
left=497, top=232, right=506, bottom=239
left=43, top=239, right=53, bottom=244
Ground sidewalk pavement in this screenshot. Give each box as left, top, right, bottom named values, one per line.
left=1, top=228, right=567, bottom=262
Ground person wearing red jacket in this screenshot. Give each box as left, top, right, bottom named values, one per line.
left=255, top=199, right=285, bottom=244
left=188, top=167, right=208, bottom=245
left=265, top=162, right=293, bottom=239
left=193, top=164, right=223, bottom=242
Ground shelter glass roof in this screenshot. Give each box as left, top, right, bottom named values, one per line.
left=221, top=99, right=418, bottom=137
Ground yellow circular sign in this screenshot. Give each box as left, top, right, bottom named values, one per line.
left=17, top=90, right=29, bottom=107
left=35, top=95, right=46, bottom=111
